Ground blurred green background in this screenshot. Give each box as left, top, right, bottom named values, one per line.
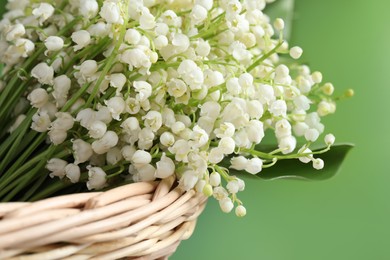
left=1, top=0, right=389, bottom=259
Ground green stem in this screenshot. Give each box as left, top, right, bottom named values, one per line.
left=85, top=5, right=130, bottom=107
left=247, top=41, right=284, bottom=72
left=1, top=160, right=46, bottom=202
left=0, top=132, right=47, bottom=180
left=20, top=171, right=49, bottom=201
left=0, top=110, right=35, bottom=174
left=0, top=147, right=68, bottom=192
left=29, top=180, right=73, bottom=202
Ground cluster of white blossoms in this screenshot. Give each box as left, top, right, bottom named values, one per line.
left=0, top=0, right=344, bottom=215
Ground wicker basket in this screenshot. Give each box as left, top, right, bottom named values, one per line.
left=0, top=176, right=207, bottom=260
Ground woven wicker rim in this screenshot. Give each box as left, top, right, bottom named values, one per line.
left=0, top=176, right=207, bottom=260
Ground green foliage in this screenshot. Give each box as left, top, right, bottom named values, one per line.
left=230, top=144, right=354, bottom=182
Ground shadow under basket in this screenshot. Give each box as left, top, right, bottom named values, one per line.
left=0, top=176, right=207, bottom=260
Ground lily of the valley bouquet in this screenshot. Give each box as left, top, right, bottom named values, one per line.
left=0, top=0, right=352, bottom=216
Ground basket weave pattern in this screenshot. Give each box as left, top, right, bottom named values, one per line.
left=0, top=176, right=207, bottom=260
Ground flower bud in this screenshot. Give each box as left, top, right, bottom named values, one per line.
left=313, top=158, right=324, bottom=170
left=274, top=18, right=285, bottom=31
left=132, top=150, right=152, bottom=166
left=324, top=133, right=335, bottom=145
left=290, top=46, right=303, bottom=59
left=235, top=205, right=247, bottom=217
left=160, top=132, right=175, bottom=147
left=171, top=121, right=185, bottom=134
left=209, top=172, right=221, bottom=187
left=208, top=148, right=224, bottom=164
left=312, top=71, right=323, bottom=83
left=202, top=183, right=213, bottom=197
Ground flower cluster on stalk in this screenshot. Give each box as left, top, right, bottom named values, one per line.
left=0, top=0, right=345, bottom=215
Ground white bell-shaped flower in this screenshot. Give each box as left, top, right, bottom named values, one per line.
left=71, top=30, right=91, bottom=51
left=79, top=0, right=98, bottom=19
left=15, top=38, right=35, bottom=57
left=72, top=139, right=93, bottom=165
left=27, top=88, right=49, bottom=108
left=219, top=197, right=234, bottom=213
left=65, top=163, right=80, bottom=183
left=31, top=112, right=51, bottom=132
left=245, top=157, right=263, bottom=174
left=45, top=36, right=64, bottom=52
left=32, top=3, right=55, bottom=25
left=5, top=23, right=25, bottom=41
left=48, top=129, right=67, bottom=145
left=209, top=172, right=221, bottom=187
left=100, top=1, right=123, bottom=24
left=230, top=156, right=248, bottom=171
left=91, top=131, right=119, bottom=154
left=105, top=96, right=125, bottom=121
left=31, top=63, right=54, bottom=85
left=46, top=158, right=67, bottom=178
left=142, top=111, right=163, bottom=132
left=155, top=153, right=175, bottom=178
left=86, top=166, right=107, bottom=190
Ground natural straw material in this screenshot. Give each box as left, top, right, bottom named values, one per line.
left=0, top=176, right=207, bottom=260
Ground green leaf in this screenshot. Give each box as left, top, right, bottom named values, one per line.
left=229, top=144, right=354, bottom=181
left=265, top=0, right=295, bottom=41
